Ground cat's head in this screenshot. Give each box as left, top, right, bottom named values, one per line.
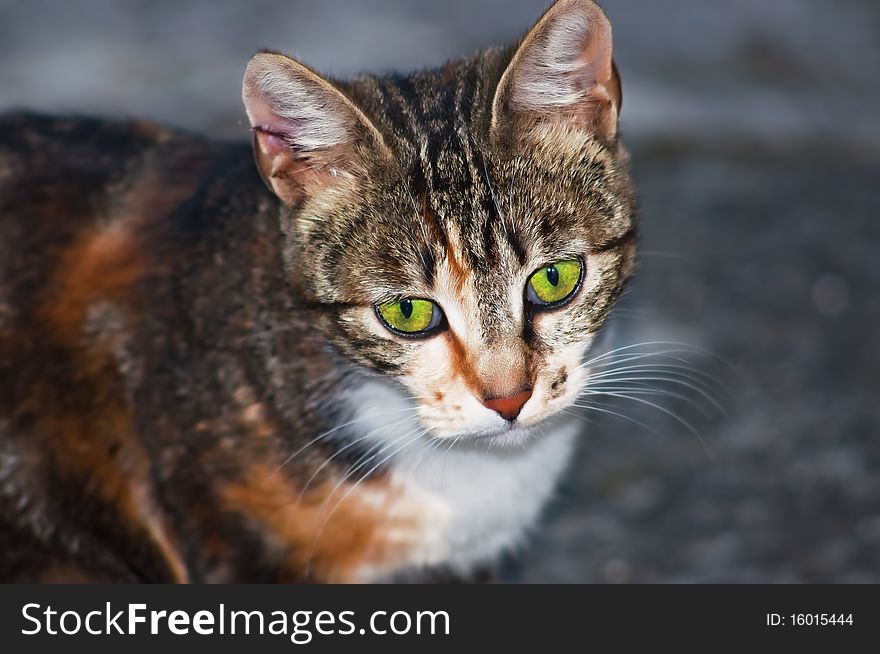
left=243, top=0, right=635, bottom=443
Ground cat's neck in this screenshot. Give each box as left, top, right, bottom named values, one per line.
left=341, top=377, right=578, bottom=579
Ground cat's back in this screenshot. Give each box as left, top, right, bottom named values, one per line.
left=0, top=112, right=259, bottom=328
left=0, top=112, right=191, bottom=356
left=1, top=113, right=152, bottom=269
left=0, top=112, right=230, bottom=254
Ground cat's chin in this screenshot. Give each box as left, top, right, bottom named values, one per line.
left=423, top=403, right=582, bottom=450
left=435, top=420, right=548, bottom=451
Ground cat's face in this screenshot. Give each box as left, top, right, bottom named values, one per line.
left=243, top=0, right=635, bottom=443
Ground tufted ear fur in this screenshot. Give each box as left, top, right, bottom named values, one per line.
left=492, top=0, right=621, bottom=146
left=242, top=51, right=390, bottom=206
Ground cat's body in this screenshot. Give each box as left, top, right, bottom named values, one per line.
left=0, top=0, right=635, bottom=582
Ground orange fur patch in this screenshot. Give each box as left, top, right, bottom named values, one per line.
left=44, top=221, right=145, bottom=342
left=443, top=242, right=469, bottom=294
left=421, top=194, right=468, bottom=294
left=34, top=208, right=188, bottom=581
left=220, top=464, right=415, bottom=583
left=444, top=330, right=482, bottom=397
left=43, top=409, right=189, bottom=583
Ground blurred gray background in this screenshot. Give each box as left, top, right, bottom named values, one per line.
left=1, top=0, right=877, bottom=582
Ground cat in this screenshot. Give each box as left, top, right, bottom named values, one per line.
left=0, top=0, right=635, bottom=582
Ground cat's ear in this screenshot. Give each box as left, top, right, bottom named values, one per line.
left=491, top=0, right=621, bottom=146
left=242, top=51, right=390, bottom=206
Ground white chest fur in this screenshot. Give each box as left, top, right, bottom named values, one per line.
left=345, top=380, right=578, bottom=580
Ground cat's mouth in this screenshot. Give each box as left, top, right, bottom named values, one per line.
left=442, top=414, right=549, bottom=448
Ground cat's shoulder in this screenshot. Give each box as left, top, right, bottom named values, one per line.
left=0, top=111, right=253, bottom=194
left=0, top=111, right=206, bottom=157
left=0, top=111, right=260, bottom=247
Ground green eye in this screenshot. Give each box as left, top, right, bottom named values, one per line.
left=527, top=259, right=583, bottom=306
left=376, top=298, right=441, bottom=335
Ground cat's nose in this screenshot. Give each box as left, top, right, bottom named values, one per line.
left=482, top=389, right=532, bottom=421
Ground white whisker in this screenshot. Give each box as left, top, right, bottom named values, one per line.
left=585, top=375, right=728, bottom=416
left=272, top=406, right=420, bottom=474
left=578, top=389, right=716, bottom=462
left=567, top=403, right=660, bottom=436
left=295, top=414, right=416, bottom=503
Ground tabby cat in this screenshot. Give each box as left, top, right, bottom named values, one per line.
left=0, top=0, right=635, bottom=582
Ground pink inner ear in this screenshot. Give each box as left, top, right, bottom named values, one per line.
left=253, top=126, right=291, bottom=156
left=244, top=85, right=303, bottom=153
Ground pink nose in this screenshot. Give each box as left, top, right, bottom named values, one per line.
left=482, top=390, right=533, bottom=421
